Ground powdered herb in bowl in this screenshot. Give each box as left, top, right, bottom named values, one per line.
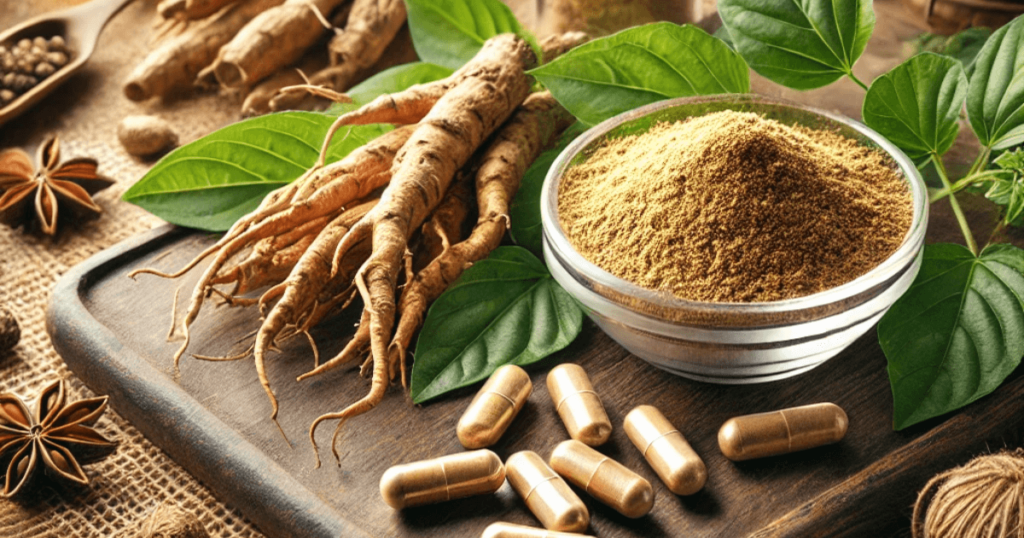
left=540, top=94, right=927, bottom=383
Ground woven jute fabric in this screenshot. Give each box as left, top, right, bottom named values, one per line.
left=1, top=0, right=264, bottom=536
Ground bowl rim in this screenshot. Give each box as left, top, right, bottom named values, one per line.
left=540, top=93, right=929, bottom=317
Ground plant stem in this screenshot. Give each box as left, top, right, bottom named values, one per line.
left=849, top=72, right=869, bottom=91
left=930, top=170, right=1009, bottom=202
left=933, top=154, right=978, bottom=255
left=966, top=146, right=992, bottom=177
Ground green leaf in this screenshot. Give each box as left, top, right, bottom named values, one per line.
left=510, top=122, right=588, bottom=256
left=995, top=148, right=1024, bottom=171
left=967, top=17, right=1024, bottom=150
left=713, top=25, right=735, bottom=50
left=410, top=247, right=584, bottom=403
left=913, top=27, right=992, bottom=74
left=879, top=243, right=1024, bottom=430
left=530, top=23, right=749, bottom=126
left=862, top=53, right=968, bottom=160
left=405, top=0, right=541, bottom=71
left=718, top=0, right=874, bottom=90
left=122, top=113, right=390, bottom=231
left=327, top=62, right=453, bottom=115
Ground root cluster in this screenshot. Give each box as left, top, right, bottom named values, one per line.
left=131, top=35, right=576, bottom=466
left=128, top=0, right=410, bottom=116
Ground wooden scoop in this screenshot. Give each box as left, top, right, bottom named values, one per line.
left=0, top=0, right=136, bottom=129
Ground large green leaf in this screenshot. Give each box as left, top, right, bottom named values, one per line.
left=530, top=23, right=749, bottom=126
left=967, top=16, right=1024, bottom=150
left=405, top=0, right=541, bottom=71
left=327, top=62, right=453, bottom=115
left=862, top=53, right=968, bottom=160
left=913, top=27, right=992, bottom=74
left=122, top=113, right=390, bottom=231
left=410, top=247, right=584, bottom=403
left=718, top=0, right=874, bottom=90
left=879, top=243, right=1024, bottom=430
left=509, top=122, right=588, bottom=255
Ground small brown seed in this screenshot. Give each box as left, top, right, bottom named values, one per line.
left=46, top=52, right=68, bottom=67
left=49, top=449, right=70, bottom=471
left=15, top=60, right=33, bottom=75
left=32, top=37, right=47, bottom=50
left=35, top=63, right=55, bottom=77
left=48, top=36, right=66, bottom=51
left=1, top=73, right=14, bottom=89
left=16, top=454, right=30, bottom=477
left=1, top=401, right=27, bottom=424
left=29, top=46, right=45, bottom=57
left=16, top=39, right=31, bottom=51
left=1, top=307, right=22, bottom=352
left=117, top=115, right=179, bottom=156
left=0, top=89, right=14, bottom=104
left=0, top=46, right=7, bottom=55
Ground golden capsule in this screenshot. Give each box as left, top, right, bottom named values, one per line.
left=623, top=405, right=706, bottom=495
left=458, top=364, right=533, bottom=449
left=549, top=440, right=654, bottom=518
left=379, top=450, right=505, bottom=509
left=546, top=364, right=611, bottom=446
left=506, top=451, right=589, bottom=533
left=718, top=402, right=849, bottom=461
left=482, top=522, right=595, bottom=538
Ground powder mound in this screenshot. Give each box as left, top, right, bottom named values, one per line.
left=558, top=110, right=914, bottom=303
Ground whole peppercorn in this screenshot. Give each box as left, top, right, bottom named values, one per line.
left=34, top=63, right=55, bottom=78
left=0, top=307, right=20, bottom=354
left=46, top=51, right=68, bottom=67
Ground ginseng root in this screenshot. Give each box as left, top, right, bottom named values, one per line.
left=124, top=0, right=285, bottom=101
left=202, top=0, right=354, bottom=89
left=253, top=199, right=377, bottom=422
left=307, top=34, right=536, bottom=467
left=390, top=92, right=574, bottom=386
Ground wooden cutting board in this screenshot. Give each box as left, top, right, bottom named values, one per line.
left=46, top=194, right=1024, bottom=538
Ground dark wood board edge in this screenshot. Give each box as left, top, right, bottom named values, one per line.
left=752, top=372, right=1024, bottom=538
left=44, top=224, right=364, bottom=538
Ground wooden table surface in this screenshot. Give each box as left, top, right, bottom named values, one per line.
left=12, top=0, right=1024, bottom=537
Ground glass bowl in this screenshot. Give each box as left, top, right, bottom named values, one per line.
left=540, top=94, right=928, bottom=384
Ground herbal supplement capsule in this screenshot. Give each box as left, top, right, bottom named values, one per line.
left=546, top=364, right=611, bottom=446
left=718, top=403, right=849, bottom=462
left=623, top=405, right=706, bottom=495
left=482, top=522, right=595, bottom=538
left=379, top=449, right=505, bottom=509
left=506, top=451, right=589, bottom=533
left=549, top=440, right=655, bottom=518
left=457, top=364, right=533, bottom=449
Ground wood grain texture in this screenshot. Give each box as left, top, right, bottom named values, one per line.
left=47, top=198, right=1024, bottom=537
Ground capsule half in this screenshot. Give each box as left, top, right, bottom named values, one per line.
left=718, top=403, right=849, bottom=461
left=624, top=405, right=706, bottom=495
left=379, top=450, right=505, bottom=509
left=458, top=364, right=533, bottom=449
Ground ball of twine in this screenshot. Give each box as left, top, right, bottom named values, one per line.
left=912, top=449, right=1024, bottom=538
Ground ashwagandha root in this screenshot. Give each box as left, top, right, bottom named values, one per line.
left=307, top=34, right=536, bottom=467
left=124, top=0, right=285, bottom=101
left=202, top=0, right=354, bottom=89
left=390, top=91, right=574, bottom=386
left=539, top=31, right=590, bottom=63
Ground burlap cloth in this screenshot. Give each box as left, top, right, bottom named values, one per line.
left=1, top=0, right=263, bottom=535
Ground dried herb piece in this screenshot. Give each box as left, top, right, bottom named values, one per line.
left=0, top=379, right=115, bottom=497
left=0, top=136, right=114, bottom=236
left=0, top=307, right=19, bottom=353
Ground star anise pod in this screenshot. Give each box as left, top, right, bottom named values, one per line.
left=0, top=380, right=115, bottom=497
left=0, top=136, right=115, bottom=236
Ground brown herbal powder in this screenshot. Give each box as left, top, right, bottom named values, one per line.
left=557, top=110, right=914, bottom=303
